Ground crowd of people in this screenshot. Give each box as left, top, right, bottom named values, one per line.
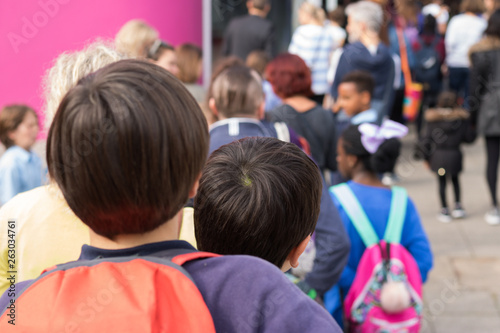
left=0, top=0, right=499, bottom=331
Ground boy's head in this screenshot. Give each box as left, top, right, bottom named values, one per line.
left=246, top=50, right=270, bottom=78
left=336, top=71, right=374, bottom=116
left=0, top=104, right=39, bottom=150
left=47, top=59, right=209, bottom=240
left=209, top=65, right=264, bottom=120
left=194, top=137, right=322, bottom=271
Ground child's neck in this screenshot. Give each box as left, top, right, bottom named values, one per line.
left=284, top=96, right=317, bottom=113
left=352, top=170, right=387, bottom=188
left=88, top=211, right=183, bottom=250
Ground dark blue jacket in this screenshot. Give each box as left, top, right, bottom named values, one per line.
left=209, top=117, right=350, bottom=295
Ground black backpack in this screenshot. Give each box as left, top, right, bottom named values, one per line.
left=414, top=36, right=441, bottom=92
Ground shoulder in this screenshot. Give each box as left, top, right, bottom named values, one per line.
left=470, top=37, right=500, bottom=56
left=185, top=255, right=340, bottom=332
left=0, top=147, right=26, bottom=169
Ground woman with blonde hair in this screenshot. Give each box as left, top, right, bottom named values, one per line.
left=289, top=2, right=335, bottom=104
left=0, top=41, right=125, bottom=295
left=115, top=19, right=159, bottom=58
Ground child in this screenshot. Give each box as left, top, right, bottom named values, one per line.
left=195, top=136, right=320, bottom=272
left=419, top=91, right=475, bottom=222
left=246, top=50, right=282, bottom=111
left=176, top=43, right=205, bottom=103
left=326, top=120, right=433, bottom=327
left=208, top=65, right=350, bottom=298
left=0, top=105, right=45, bottom=205
left=0, top=60, right=341, bottom=332
left=147, top=39, right=179, bottom=77
left=328, top=6, right=347, bottom=49
left=335, top=70, right=378, bottom=127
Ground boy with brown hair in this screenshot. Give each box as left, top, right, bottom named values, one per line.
left=208, top=65, right=350, bottom=300
left=0, top=59, right=341, bottom=332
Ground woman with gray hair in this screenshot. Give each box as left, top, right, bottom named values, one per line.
left=0, top=41, right=125, bottom=295
left=329, top=0, right=395, bottom=124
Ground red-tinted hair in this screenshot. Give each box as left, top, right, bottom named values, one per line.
left=265, top=53, right=313, bottom=99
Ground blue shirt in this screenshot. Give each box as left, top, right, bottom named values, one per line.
left=329, top=181, right=433, bottom=294
left=350, top=109, right=378, bottom=125
left=0, top=146, right=45, bottom=205
left=0, top=241, right=342, bottom=332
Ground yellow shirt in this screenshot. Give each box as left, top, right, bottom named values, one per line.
left=0, top=185, right=89, bottom=294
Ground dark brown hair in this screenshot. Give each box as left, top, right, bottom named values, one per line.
left=211, top=65, right=264, bottom=118
left=460, top=0, right=486, bottom=14
left=437, top=91, right=458, bottom=108
left=0, top=104, right=38, bottom=148
left=176, top=43, right=202, bottom=83
left=329, top=6, right=346, bottom=26
left=47, top=59, right=209, bottom=239
left=194, top=137, right=321, bottom=268
left=340, top=70, right=375, bottom=97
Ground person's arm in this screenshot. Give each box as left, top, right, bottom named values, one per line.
left=330, top=51, right=348, bottom=99
left=469, top=51, right=489, bottom=125
left=304, top=179, right=350, bottom=296
left=264, top=23, right=275, bottom=58
left=0, top=162, right=22, bottom=206
left=222, top=21, right=233, bottom=56
left=401, top=200, right=433, bottom=283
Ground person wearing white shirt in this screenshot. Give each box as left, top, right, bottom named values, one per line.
left=422, top=0, right=449, bottom=35
left=445, top=0, right=486, bottom=104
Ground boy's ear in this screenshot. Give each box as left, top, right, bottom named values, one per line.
left=209, top=98, right=219, bottom=117
left=188, top=172, right=202, bottom=199
left=361, top=91, right=371, bottom=107
left=288, top=235, right=311, bottom=269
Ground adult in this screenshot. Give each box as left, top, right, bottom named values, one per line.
left=115, top=19, right=158, bottom=59
left=330, top=1, right=395, bottom=123
left=222, top=0, right=274, bottom=60
left=289, top=2, right=334, bottom=104
left=266, top=53, right=337, bottom=173
left=469, top=9, right=500, bottom=225
left=0, top=42, right=124, bottom=295
left=445, top=0, right=486, bottom=103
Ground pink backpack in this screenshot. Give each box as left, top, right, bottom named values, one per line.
left=331, top=184, right=423, bottom=333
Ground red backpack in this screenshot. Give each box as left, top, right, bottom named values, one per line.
left=0, top=250, right=218, bottom=332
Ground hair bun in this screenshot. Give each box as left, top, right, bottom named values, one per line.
left=370, top=138, right=401, bottom=173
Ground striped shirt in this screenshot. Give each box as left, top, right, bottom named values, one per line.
left=289, top=24, right=335, bottom=95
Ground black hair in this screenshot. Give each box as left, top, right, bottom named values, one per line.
left=340, top=71, right=375, bottom=97
left=341, top=125, right=401, bottom=173
left=194, top=136, right=321, bottom=268
left=485, top=9, right=500, bottom=39
left=421, top=14, right=437, bottom=35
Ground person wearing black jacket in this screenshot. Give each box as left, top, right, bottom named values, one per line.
left=222, top=0, right=275, bottom=60
left=469, top=9, right=500, bottom=225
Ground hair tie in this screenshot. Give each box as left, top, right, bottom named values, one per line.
left=358, top=120, right=408, bottom=154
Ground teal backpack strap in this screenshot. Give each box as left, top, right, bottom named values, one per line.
left=383, top=186, right=408, bottom=244
left=330, top=183, right=379, bottom=247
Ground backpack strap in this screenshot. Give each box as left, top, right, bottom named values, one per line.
left=383, top=186, right=408, bottom=244
left=330, top=183, right=379, bottom=247
left=274, top=122, right=291, bottom=142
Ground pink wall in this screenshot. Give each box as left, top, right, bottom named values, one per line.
left=0, top=0, right=202, bottom=135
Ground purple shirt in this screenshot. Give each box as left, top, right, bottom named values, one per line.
left=0, top=240, right=342, bottom=332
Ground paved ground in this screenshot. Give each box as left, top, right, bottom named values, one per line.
left=4, top=125, right=500, bottom=332
left=397, top=126, right=500, bottom=333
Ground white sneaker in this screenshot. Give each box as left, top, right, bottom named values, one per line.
left=451, top=203, right=466, bottom=219
left=438, top=208, right=452, bottom=223
left=485, top=208, right=500, bottom=225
